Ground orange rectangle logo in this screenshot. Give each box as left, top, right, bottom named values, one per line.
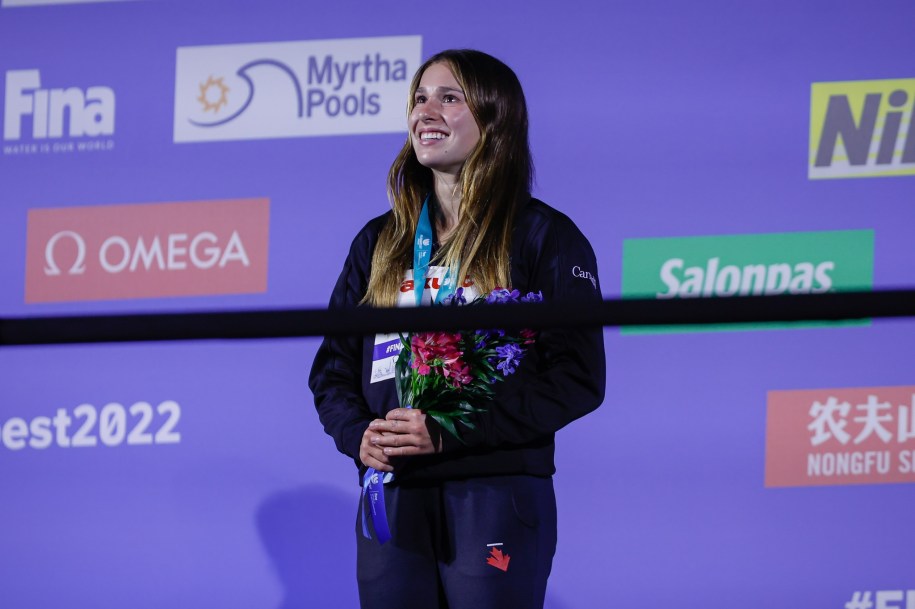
left=25, top=198, right=269, bottom=303
left=766, top=386, right=915, bottom=487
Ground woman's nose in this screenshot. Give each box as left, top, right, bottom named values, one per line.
left=418, top=100, right=441, bottom=120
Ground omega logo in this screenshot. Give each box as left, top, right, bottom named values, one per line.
left=44, top=231, right=87, bottom=276
left=41, top=230, right=250, bottom=276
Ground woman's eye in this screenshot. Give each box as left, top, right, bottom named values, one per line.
left=443, top=95, right=457, bottom=103
left=414, top=95, right=426, bottom=104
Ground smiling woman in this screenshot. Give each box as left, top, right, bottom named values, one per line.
left=309, top=49, right=606, bottom=609
left=410, top=63, right=482, bottom=180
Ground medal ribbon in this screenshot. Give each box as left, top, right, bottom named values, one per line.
left=361, top=468, right=393, bottom=544
left=362, top=194, right=457, bottom=544
left=413, top=195, right=457, bottom=306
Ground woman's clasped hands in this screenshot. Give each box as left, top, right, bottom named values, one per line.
left=359, top=407, right=443, bottom=472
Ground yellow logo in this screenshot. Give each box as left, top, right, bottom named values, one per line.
left=196, top=75, right=230, bottom=114
left=809, top=78, right=915, bottom=179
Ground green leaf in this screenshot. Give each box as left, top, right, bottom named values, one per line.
left=457, top=416, right=476, bottom=430
left=434, top=413, right=465, bottom=445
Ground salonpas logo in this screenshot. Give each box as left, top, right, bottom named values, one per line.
left=621, top=230, right=874, bottom=333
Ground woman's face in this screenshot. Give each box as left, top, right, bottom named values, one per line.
left=409, top=62, right=481, bottom=176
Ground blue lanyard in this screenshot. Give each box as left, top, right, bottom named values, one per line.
left=413, top=195, right=457, bottom=306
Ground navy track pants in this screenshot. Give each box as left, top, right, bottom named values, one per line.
left=356, top=475, right=557, bottom=609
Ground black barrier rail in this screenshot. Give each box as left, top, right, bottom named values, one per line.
left=1, top=289, right=913, bottom=347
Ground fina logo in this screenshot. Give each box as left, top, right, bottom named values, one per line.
left=3, top=69, right=115, bottom=155
left=174, top=35, right=421, bottom=143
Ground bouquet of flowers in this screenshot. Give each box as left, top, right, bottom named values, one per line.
left=393, top=287, right=542, bottom=442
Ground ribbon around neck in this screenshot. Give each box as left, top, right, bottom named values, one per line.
left=361, top=196, right=458, bottom=544
left=413, top=195, right=458, bottom=307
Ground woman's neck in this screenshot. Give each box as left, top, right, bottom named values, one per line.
left=432, top=172, right=461, bottom=240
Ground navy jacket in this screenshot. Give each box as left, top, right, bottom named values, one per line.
left=309, top=198, right=606, bottom=484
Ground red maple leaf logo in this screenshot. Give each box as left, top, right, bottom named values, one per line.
left=486, top=546, right=511, bottom=572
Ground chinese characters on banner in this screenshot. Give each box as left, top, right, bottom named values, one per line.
left=766, top=386, right=915, bottom=487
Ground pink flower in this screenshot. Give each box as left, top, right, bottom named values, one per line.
left=449, top=362, right=474, bottom=386
left=441, top=357, right=473, bottom=388
left=412, top=361, right=431, bottom=375
left=410, top=331, right=464, bottom=379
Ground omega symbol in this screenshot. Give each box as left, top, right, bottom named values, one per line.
left=44, top=231, right=86, bottom=276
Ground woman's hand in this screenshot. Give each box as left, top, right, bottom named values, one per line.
left=368, top=408, right=442, bottom=458
left=359, top=421, right=395, bottom=472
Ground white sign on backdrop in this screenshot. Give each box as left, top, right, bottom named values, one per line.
left=173, top=35, right=421, bottom=143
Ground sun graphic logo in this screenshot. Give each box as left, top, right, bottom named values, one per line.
left=197, top=75, right=230, bottom=114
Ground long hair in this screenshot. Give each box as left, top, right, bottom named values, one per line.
left=362, top=49, right=533, bottom=306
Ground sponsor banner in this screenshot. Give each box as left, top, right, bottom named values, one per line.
left=621, top=230, right=874, bottom=333
left=766, top=386, right=915, bottom=487
left=843, top=591, right=915, bottom=609
left=0, top=400, right=181, bottom=451
left=173, top=35, right=421, bottom=143
left=25, top=198, right=269, bottom=303
left=2, top=0, right=138, bottom=6
left=809, top=78, right=915, bottom=179
left=3, top=69, right=116, bottom=155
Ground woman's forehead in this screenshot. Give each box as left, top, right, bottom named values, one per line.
left=417, top=63, right=462, bottom=90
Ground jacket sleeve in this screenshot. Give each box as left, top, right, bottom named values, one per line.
left=440, top=211, right=607, bottom=450
left=308, top=224, right=377, bottom=462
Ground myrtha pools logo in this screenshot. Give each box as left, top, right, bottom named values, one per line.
left=3, top=69, right=115, bottom=155
left=809, top=78, right=915, bottom=179
left=173, top=35, right=421, bottom=143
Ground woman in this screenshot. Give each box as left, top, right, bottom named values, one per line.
left=309, top=49, right=605, bottom=609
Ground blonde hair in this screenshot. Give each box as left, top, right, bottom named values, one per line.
left=362, top=49, right=533, bottom=306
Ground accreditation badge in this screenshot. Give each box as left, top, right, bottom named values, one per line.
left=370, top=332, right=403, bottom=384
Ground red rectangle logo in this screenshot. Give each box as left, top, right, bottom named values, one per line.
left=766, top=386, right=915, bottom=487
left=25, top=198, right=269, bottom=303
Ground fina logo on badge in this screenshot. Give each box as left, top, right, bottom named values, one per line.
left=173, top=35, right=421, bottom=143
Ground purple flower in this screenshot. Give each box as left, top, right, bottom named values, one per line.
left=442, top=287, right=467, bottom=306
left=486, top=288, right=521, bottom=304
left=521, top=291, right=543, bottom=303
left=495, top=343, right=524, bottom=376
left=474, top=329, right=504, bottom=348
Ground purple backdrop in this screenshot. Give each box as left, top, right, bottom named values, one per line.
left=1, top=1, right=914, bottom=607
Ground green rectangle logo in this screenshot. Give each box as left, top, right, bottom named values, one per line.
left=621, top=230, right=874, bottom=333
